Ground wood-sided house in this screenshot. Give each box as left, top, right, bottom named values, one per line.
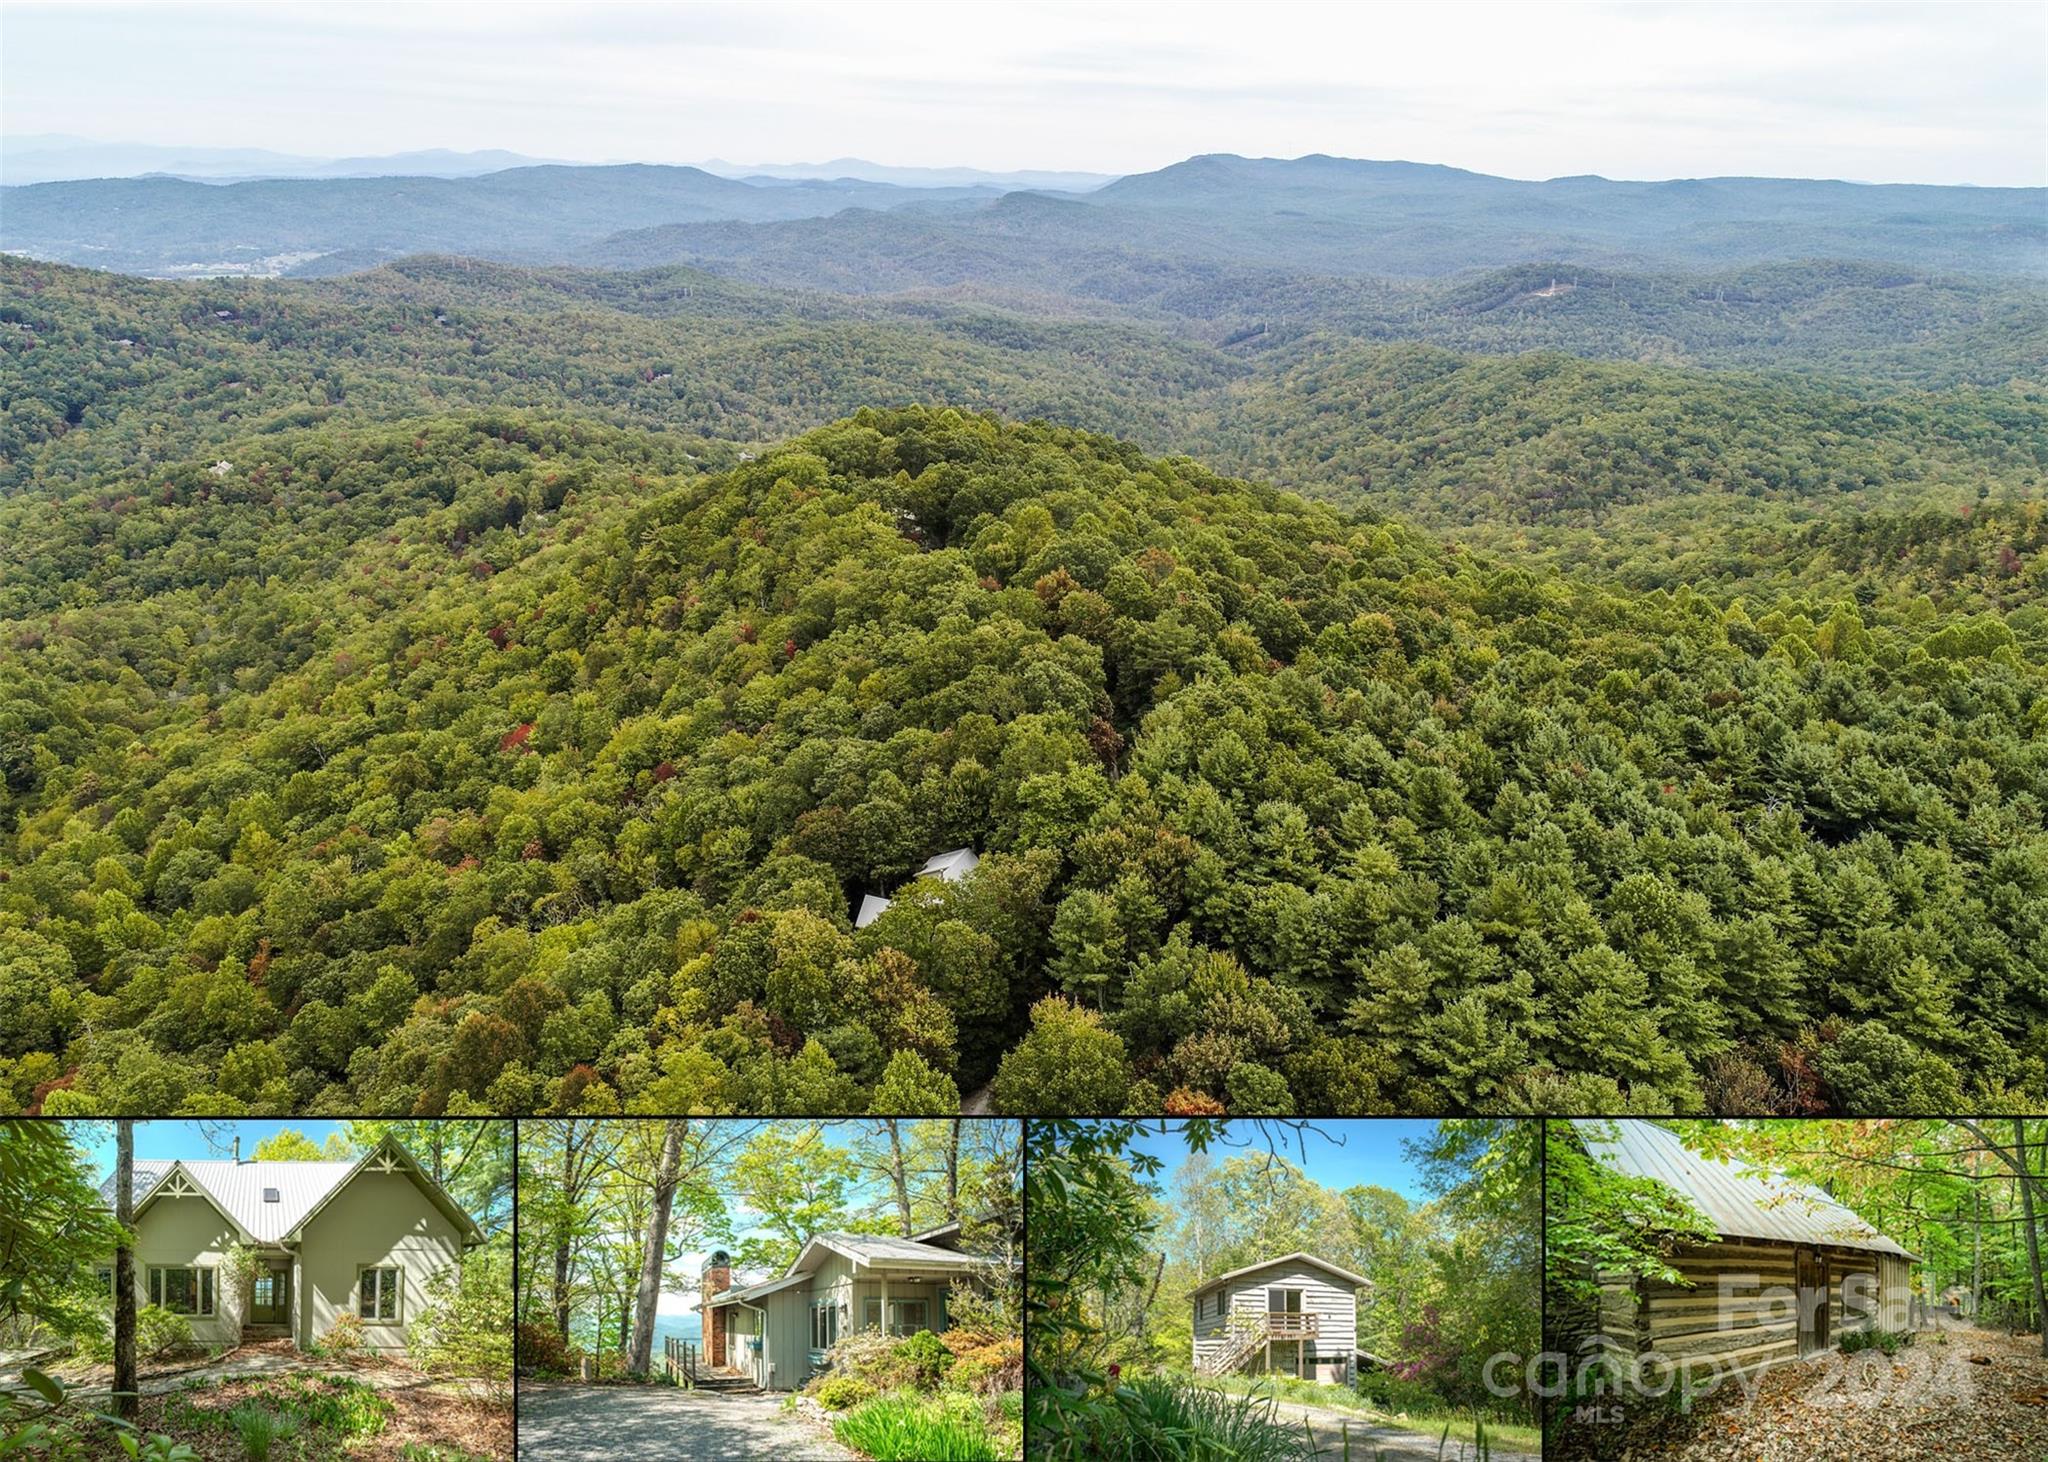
left=1564, top=1119, right=1915, bottom=1385
left=1190, top=1252, right=1372, bottom=1384
left=97, top=1135, right=484, bottom=1355
left=701, top=1221, right=998, bottom=1391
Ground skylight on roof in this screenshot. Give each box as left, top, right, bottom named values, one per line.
left=263, top=1187, right=280, bottom=1203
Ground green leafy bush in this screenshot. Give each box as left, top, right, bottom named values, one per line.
left=1355, top=1368, right=1454, bottom=1416
left=813, top=1375, right=876, bottom=1411
left=407, top=1248, right=512, bottom=1387
left=311, top=1312, right=367, bottom=1361
left=1032, top=1373, right=1314, bottom=1462
left=1838, top=1327, right=1913, bottom=1356
left=892, top=1330, right=953, bottom=1390
left=825, top=1329, right=906, bottom=1388
left=138, top=1304, right=196, bottom=1359
left=1, top=1367, right=201, bottom=1462
left=832, top=1393, right=997, bottom=1462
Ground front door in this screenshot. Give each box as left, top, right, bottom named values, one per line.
left=250, top=1266, right=290, bottom=1326
left=1268, top=1288, right=1305, bottom=1376
left=1795, top=1248, right=1828, bottom=1356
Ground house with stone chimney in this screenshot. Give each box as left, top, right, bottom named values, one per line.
left=698, top=1221, right=994, bottom=1391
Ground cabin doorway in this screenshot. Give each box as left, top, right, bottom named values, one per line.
left=1795, top=1247, right=1830, bottom=1356
left=249, top=1265, right=290, bottom=1327
left=1267, top=1287, right=1306, bottom=1378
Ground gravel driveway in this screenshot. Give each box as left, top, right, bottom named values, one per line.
left=517, top=1381, right=856, bottom=1461
left=1278, top=1398, right=1541, bottom=1462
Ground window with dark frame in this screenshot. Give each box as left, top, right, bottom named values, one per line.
left=358, top=1265, right=400, bottom=1322
left=147, top=1266, right=214, bottom=1316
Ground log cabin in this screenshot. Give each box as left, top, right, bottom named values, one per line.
left=1563, top=1119, right=1915, bottom=1388
left=1189, top=1251, right=1371, bottom=1384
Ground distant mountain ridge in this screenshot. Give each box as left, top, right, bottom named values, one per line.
left=0, top=135, right=565, bottom=185
left=5, top=149, right=2041, bottom=281
left=698, top=156, right=1118, bottom=192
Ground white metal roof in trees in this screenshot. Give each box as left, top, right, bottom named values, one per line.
left=917, top=848, right=979, bottom=882
left=106, top=1160, right=354, bottom=1244
left=104, top=1140, right=483, bottom=1247
left=1570, top=1119, right=1915, bottom=1259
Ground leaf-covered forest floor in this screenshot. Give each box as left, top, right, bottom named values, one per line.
left=17, top=1335, right=498, bottom=1400
left=1558, top=1326, right=2048, bottom=1461
left=132, top=1373, right=513, bottom=1460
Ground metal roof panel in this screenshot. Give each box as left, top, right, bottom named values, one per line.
left=1570, top=1120, right=1915, bottom=1258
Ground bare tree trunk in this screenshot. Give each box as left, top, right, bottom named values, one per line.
left=627, top=1121, right=686, bottom=1376
left=945, top=1120, right=960, bottom=1221
left=884, top=1120, right=912, bottom=1235
left=1973, top=1149, right=1983, bottom=1321
left=2015, top=1119, right=2048, bottom=1357
left=554, top=1123, right=575, bottom=1340
left=114, top=1120, right=136, bottom=1420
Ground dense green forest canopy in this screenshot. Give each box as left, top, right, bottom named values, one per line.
left=2, top=143, right=2045, bottom=1119
left=1, top=402, right=2043, bottom=1115
left=6, top=256, right=2043, bottom=598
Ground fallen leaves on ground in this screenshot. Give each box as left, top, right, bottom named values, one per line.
left=124, top=1371, right=512, bottom=1461
left=1551, top=1328, right=2048, bottom=1461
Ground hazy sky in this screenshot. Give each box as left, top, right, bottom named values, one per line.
left=4, top=1, right=2044, bottom=185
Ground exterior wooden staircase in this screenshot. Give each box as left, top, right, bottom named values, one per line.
left=1198, top=1313, right=1319, bottom=1377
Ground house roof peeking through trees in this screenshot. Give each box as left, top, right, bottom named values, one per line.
left=853, top=847, right=980, bottom=929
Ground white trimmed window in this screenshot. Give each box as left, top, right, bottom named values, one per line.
left=148, top=1266, right=214, bottom=1316
left=810, top=1298, right=840, bottom=1351
left=358, top=1266, right=401, bottom=1323
left=861, top=1297, right=932, bottom=1336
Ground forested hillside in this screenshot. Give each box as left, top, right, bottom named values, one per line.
left=6, top=256, right=2042, bottom=600
left=2, top=407, right=2043, bottom=1117
left=3, top=133, right=2046, bottom=1121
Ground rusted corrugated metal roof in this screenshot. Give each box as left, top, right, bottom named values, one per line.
left=1571, top=1120, right=1915, bottom=1259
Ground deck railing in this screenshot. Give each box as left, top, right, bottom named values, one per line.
left=1264, top=1313, right=1319, bottom=1341
left=663, top=1335, right=699, bottom=1387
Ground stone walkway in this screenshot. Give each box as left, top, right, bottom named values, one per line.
left=517, top=1381, right=856, bottom=1461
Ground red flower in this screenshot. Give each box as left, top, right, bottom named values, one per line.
left=1107, top=1363, right=1121, bottom=1380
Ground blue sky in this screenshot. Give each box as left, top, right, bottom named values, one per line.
left=68, top=1120, right=355, bottom=1182
left=1125, top=1119, right=1442, bottom=1203
left=4, top=2, right=2043, bottom=186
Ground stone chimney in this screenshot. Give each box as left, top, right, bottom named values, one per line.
left=701, top=1250, right=732, bottom=1367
